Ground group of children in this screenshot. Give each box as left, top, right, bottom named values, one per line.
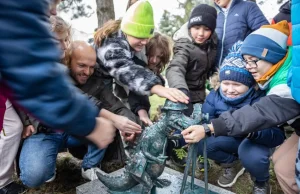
left=0, top=0, right=298, bottom=194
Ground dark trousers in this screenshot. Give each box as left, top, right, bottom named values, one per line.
left=197, top=127, right=285, bottom=182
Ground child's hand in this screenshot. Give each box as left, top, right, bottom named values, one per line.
left=138, top=109, right=153, bottom=126
left=121, top=132, right=136, bottom=142
left=150, top=85, right=189, bottom=104
left=22, top=125, right=35, bottom=139
left=112, top=115, right=142, bottom=134
left=181, top=125, right=205, bottom=143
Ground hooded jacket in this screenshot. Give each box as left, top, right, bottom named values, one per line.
left=166, top=23, right=218, bottom=103
left=203, top=88, right=265, bottom=121
left=95, top=30, right=161, bottom=96
left=215, top=0, right=269, bottom=67
left=0, top=0, right=98, bottom=136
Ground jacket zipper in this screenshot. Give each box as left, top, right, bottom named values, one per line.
left=218, top=12, right=228, bottom=67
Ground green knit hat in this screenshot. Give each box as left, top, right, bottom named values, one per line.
left=121, top=0, right=155, bottom=38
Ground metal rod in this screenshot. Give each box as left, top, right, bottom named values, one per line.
left=191, top=144, right=196, bottom=190
left=180, top=144, right=193, bottom=194
left=203, top=137, right=208, bottom=194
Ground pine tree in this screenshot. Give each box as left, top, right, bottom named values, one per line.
left=159, top=0, right=214, bottom=37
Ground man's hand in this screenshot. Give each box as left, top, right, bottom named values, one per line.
left=86, top=117, right=116, bottom=149
left=112, top=115, right=142, bottom=134
left=22, top=125, right=35, bottom=139
left=181, top=125, right=205, bottom=143
left=150, top=85, right=189, bottom=104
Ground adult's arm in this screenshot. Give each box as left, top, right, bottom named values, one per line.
left=0, top=0, right=98, bottom=136
left=212, top=95, right=300, bottom=136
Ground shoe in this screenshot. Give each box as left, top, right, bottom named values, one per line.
left=170, top=147, right=187, bottom=168
left=197, top=155, right=211, bottom=172
left=45, top=171, right=56, bottom=183
left=0, top=182, right=27, bottom=194
left=81, top=167, right=100, bottom=181
left=252, top=181, right=270, bottom=194
left=217, top=161, right=245, bottom=187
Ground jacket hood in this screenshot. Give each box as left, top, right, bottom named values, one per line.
left=173, top=22, right=218, bottom=45
left=279, top=1, right=291, bottom=14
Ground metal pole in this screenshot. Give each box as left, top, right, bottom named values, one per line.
left=203, top=137, right=208, bottom=194
left=191, top=144, right=197, bottom=190
left=180, top=144, right=193, bottom=194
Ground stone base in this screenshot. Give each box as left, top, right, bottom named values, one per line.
left=76, top=167, right=235, bottom=194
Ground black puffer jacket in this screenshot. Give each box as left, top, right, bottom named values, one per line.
left=166, top=23, right=218, bottom=103
left=79, top=73, right=140, bottom=124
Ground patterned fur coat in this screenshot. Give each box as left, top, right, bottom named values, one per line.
left=95, top=30, right=161, bottom=96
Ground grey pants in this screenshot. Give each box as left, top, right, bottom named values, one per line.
left=0, top=100, right=22, bottom=188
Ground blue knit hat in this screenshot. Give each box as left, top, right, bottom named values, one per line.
left=219, top=41, right=255, bottom=87
left=240, top=21, right=289, bottom=64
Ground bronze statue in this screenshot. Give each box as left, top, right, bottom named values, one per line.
left=96, top=100, right=206, bottom=194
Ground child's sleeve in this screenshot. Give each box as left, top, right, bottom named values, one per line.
left=166, top=42, right=190, bottom=91
left=202, top=90, right=217, bottom=121
left=128, top=92, right=150, bottom=115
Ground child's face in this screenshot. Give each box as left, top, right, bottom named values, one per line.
left=127, top=35, right=149, bottom=52
left=55, top=31, right=69, bottom=58
left=148, top=48, right=163, bottom=73
left=243, top=55, right=273, bottom=80
left=221, top=80, right=249, bottom=98
left=214, top=0, right=231, bottom=8
left=190, top=25, right=212, bottom=44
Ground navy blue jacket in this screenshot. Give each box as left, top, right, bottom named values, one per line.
left=0, top=0, right=98, bottom=136
left=203, top=88, right=265, bottom=121
left=215, top=0, right=269, bottom=67
left=203, top=88, right=285, bottom=142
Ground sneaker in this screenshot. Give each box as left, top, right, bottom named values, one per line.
left=170, top=147, right=187, bottom=168
left=197, top=155, right=211, bottom=172
left=252, top=181, right=270, bottom=194
left=81, top=167, right=100, bottom=181
left=0, top=182, right=27, bottom=194
left=217, top=161, right=245, bottom=187
left=45, top=171, right=56, bottom=183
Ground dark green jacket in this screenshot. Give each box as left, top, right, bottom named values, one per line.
left=166, top=23, right=218, bottom=103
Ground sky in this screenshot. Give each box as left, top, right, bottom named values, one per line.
left=59, top=0, right=287, bottom=34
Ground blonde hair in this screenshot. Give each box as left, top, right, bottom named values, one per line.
left=49, top=16, right=71, bottom=65
left=146, top=32, right=172, bottom=74
left=94, top=19, right=121, bottom=46
left=50, top=16, right=71, bottom=36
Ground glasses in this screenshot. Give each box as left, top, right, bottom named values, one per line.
left=243, top=59, right=260, bottom=68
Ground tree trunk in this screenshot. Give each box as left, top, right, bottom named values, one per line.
left=126, top=0, right=138, bottom=10
left=96, top=0, right=115, bottom=28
